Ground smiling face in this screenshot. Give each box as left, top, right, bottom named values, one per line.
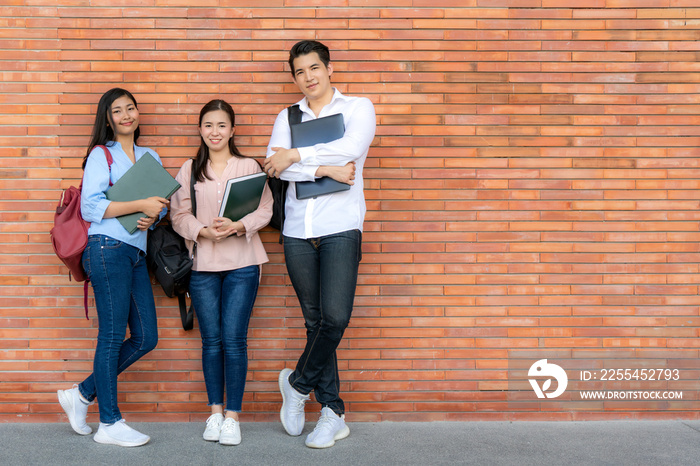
left=199, top=109, right=235, bottom=153
left=292, top=51, right=334, bottom=105
left=108, top=95, right=139, bottom=137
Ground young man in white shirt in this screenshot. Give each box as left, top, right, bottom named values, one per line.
left=265, top=40, right=376, bottom=449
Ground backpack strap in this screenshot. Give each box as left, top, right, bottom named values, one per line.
left=96, top=145, right=114, bottom=187
left=271, top=105, right=302, bottom=244
left=190, top=159, right=197, bottom=217
left=288, top=104, right=302, bottom=126
left=189, top=160, right=198, bottom=257
left=81, top=145, right=115, bottom=319
left=178, top=294, right=194, bottom=331
left=83, top=281, right=90, bottom=320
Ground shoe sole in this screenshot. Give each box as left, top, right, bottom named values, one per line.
left=57, top=390, right=91, bottom=436
left=278, top=368, right=302, bottom=436
left=305, top=425, right=350, bottom=449
left=93, top=431, right=150, bottom=447
left=219, top=437, right=241, bottom=446
left=203, top=433, right=220, bottom=442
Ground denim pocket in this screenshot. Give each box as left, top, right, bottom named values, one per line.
left=102, top=237, right=122, bottom=249
left=343, top=229, right=362, bottom=263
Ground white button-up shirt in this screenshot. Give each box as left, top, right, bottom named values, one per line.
left=266, top=89, right=376, bottom=239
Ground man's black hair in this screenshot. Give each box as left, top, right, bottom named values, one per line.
left=288, top=40, right=331, bottom=76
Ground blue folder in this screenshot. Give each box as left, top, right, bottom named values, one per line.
left=292, top=113, right=351, bottom=200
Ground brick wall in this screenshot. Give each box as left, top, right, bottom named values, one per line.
left=1, top=2, right=699, bottom=423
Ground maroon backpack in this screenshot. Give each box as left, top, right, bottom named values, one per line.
left=50, top=145, right=113, bottom=317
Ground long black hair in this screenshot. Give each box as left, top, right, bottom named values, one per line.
left=82, top=88, right=140, bottom=169
left=192, top=99, right=250, bottom=183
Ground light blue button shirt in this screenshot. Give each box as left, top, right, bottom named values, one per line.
left=81, top=142, right=167, bottom=252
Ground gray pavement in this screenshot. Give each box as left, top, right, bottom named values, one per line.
left=2, top=420, right=700, bottom=465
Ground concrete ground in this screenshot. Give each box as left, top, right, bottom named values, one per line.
left=2, top=420, right=700, bottom=465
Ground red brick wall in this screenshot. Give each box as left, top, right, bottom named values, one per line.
left=1, top=2, right=699, bottom=423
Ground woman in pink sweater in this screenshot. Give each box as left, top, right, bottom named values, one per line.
left=171, top=99, right=272, bottom=446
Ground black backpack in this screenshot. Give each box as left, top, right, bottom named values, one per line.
left=147, top=162, right=197, bottom=330
left=268, top=105, right=302, bottom=243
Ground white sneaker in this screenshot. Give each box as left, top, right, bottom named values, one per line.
left=305, top=407, right=350, bottom=449
left=57, top=385, right=93, bottom=435
left=219, top=417, right=241, bottom=446
left=93, top=419, right=150, bottom=447
left=203, top=413, right=224, bottom=441
left=279, top=368, right=310, bottom=436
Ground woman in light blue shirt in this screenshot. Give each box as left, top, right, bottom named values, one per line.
left=57, top=88, right=168, bottom=447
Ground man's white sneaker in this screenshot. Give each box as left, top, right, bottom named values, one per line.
left=279, top=368, right=310, bottom=436
left=305, top=407, right=350, bottom=449
left=203, top=413, right=224, bottom=441
left=93, top=419, right=150, bottom=447
left=219, top=417, right=241, bottom=446
left=57, top=385, right=93, bottom=435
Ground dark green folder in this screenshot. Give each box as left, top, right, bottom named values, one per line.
left=105, top=152, right=181, bottom=234
left=218, top=171, right=267, bottom=221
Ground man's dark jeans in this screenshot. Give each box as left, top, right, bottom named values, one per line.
left=283, top=229, right=362, bottom=416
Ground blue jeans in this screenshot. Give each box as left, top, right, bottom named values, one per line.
left=189, top=265, right=260, bottom=412
left=78, top=235, right=158, bottom=424
left=283, top=229, right=362, bottom=416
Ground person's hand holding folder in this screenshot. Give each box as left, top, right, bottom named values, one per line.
left=266, top=112, right=351, bottom=200
left=264, top=147, right=300, bottom=178
left=105, top=152, right=180, bottom=234
left=315, top=162, right=356, bottom=185
left=135, top=196, right=170, bottom=230
left=264, top=152, right=356, bottom=186
left=199, top=217, right=240, bottom=243
left=140, top=196, right=170, bottom=218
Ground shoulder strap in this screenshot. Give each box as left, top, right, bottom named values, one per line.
left=82, top=145, right=114, bottom=319
left=95, top=145, right=114, bottom=187
left=83, top=281, right=90, bottom=320
left=189, top=160, right=198, bottom=257
left=287, top=104, right=302, bottom=126
left=190, top=159, right=197, bottom=218
left=178, top=294, right=194, bottom=331
left=273, top=104, right=301, bottom=246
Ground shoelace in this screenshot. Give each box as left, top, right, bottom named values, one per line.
left=221, top=419, right=237, bottom=434
left=290, top=397, right=307, bottom=414
left=312, top=414, right=335, bottom=434
left=206, top=416, right=222, bottom=428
